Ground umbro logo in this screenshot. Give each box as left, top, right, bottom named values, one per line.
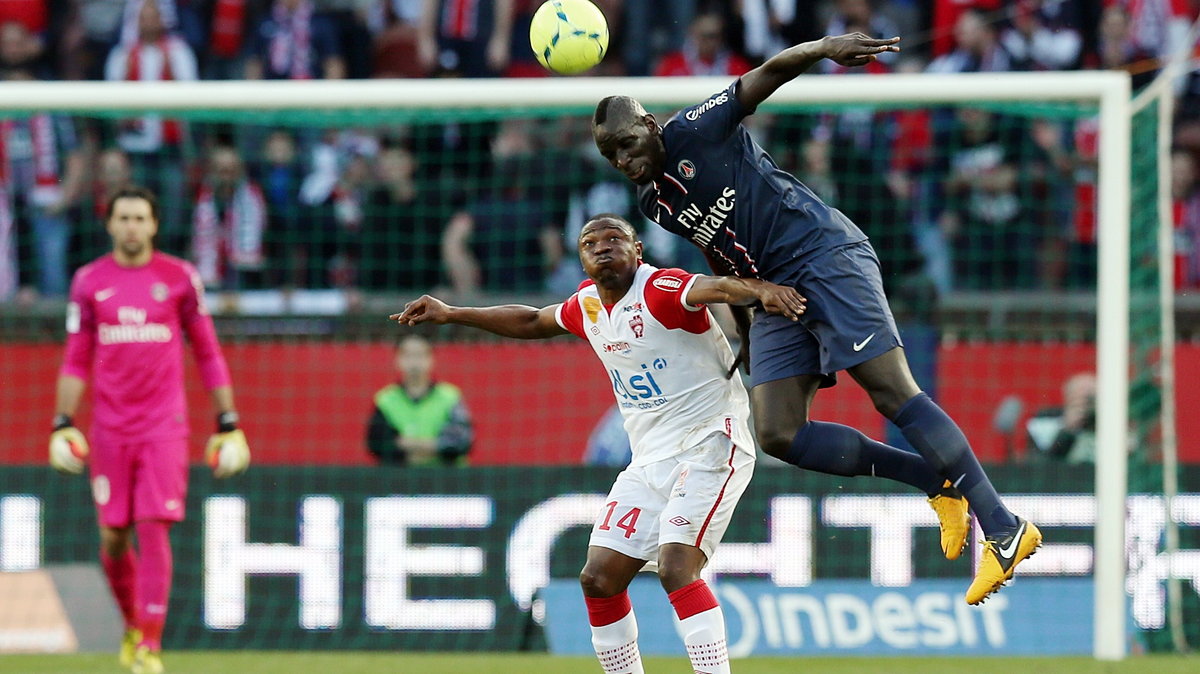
left=668, top=516, right=690, bottom=527
left=852, top=333, right=875, bottom=352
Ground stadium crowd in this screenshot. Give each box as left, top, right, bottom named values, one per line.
left=2, top=0, right=1200, bottom=303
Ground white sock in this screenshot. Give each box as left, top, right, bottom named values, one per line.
left=676, top=606, right=731, bottom=673
left=591, top=609, right=643, bottom=674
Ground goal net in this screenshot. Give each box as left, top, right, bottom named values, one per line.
left=0, top=72, right=1193, bottom=660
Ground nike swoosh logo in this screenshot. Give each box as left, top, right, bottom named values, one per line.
left=853, top=334, right=875, bottom=352
left=94, top=288, right=116, bottom=302
left=997, top=521, right=1026, bottom=560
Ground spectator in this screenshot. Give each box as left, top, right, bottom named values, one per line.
left=1026, top=372, right=1096, bottom=464
left=441, top=119, right=563, bottom=293
left=245, top=0, right=345, bottom=80
left=80, top=147, right=134, bottom=262
left=105, top=0, right=196, bottom=254
left=368, top=0, right=426, bottom=77
left=61, top=0, right=126, bottom=79
left=739, top=0, right=821, bottom=64
left=822, top=0, right=900, bottom=74
left=927, top=8, right=1013, bottom=73
left=1105, top=0, right=1192, bottom=66
left=1172, top=148, right=1200, bottom=288
left=1, top=16, right=50, bottom=78
left=192, top=146, right=267, bottom=289
left=366, top=335, right=473, bottom=466
left=623, top=0, right=691, bottom=77
left=256, top=130, right=308, bottom=287
left=0, top=44, right=86, bottom=300
left=653, top=11, right=750, bottom=78
left=999, top=0, right=1083, bottom=71
left=1088, top=4, right=1161, bottom=87
left=936, top=108, right=1031, bottom=289
left=362, top=144, right=444, bottom=290
left=929, top=0, right=1004, bottom=57
left=417, top=0, right=513, bottom=77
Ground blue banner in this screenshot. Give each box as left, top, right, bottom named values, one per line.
left=542, top=578, right=1096, bottom=656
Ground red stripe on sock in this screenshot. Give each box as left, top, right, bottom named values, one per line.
left=585, top=591, right=632, bottom=627
left=668, top=579, right=719, bottom=621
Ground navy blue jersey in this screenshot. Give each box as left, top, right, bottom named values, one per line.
left=637, top=81, right=867, bottom=283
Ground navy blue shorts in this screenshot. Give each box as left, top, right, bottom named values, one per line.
left=749, top=242, right=902, bottom=387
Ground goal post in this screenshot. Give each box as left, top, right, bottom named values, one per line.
left=0, top=71, right=1145, bottom=659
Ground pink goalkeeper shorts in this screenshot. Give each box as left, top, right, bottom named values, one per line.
left=89, top=435, right=189, bottom=527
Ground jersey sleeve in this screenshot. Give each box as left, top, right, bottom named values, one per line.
left=60, top=270, right=95, bottom=380
left=555, top=293, right=587, bottom=339
left=179, top=262, right=232, bottom=390
left=644, top=268, right=711, bottom=334
left=669, top=81, right=750, bottom=142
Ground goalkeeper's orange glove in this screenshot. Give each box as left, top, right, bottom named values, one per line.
left=205, top=412, right=250, bottom=478
left=49, top=414, right=89, bottom=475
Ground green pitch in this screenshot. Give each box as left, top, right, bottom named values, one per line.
left=0, top=653, right=1195, bottom=674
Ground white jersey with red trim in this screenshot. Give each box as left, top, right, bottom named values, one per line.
left=556, top=264, right=755, bottom=466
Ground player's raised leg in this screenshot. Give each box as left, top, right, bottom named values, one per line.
left=751, top=372, right=971, bottom=560
left=849, top=347, right=1042, bottom=603
left=579, top=546, right=647, bottom=674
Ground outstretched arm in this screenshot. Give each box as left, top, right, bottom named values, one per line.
left=391, top=295, right=569, bottom=340
left=686, top=276, right=806, bottom=321
left=738, top=33, right=901, bottom=111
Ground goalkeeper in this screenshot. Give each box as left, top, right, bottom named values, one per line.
left=50, top=186, right=249, bottom=674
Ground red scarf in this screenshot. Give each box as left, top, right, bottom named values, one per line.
left=127, top=39, right=183, bottom=144
left=269, top=0, right=313, bottom=80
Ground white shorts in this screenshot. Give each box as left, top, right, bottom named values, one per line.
left=588, top=431, right=755, bottom=564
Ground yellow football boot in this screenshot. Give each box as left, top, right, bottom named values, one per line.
left=927, top=480, right=971, bottom=560
left=119, top=628, right=142, bottom=668
left=966, top=518, right=1043, bottom=605
left=131, top=645, right=164, bottom=674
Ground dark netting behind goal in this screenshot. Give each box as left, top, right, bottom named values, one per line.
left=0, top=84, right=1195, bottom=658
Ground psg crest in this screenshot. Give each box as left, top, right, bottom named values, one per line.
left=677, top=159, right=696, bottom=180
left=151, top=283, right=169, bottom=302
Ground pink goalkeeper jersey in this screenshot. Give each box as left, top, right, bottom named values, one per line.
left=61, top=252, right=231, bottom=441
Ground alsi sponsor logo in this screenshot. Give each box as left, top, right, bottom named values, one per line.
left=684, top=92, right=729, bottom=121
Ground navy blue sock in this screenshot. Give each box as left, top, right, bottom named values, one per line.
left=783, top=420, right=945, bottom=495
left=893, top=392, right=1019, bottom=536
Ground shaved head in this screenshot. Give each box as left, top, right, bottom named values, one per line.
left=580, top=214, right=638, bottom=242
left=594, top=96, right=647, bottom=128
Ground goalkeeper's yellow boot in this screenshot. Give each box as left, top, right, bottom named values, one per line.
left=966, top=518, right=1043, bottom=605
left=927, top=480, right=971, bottom=560
left=118, top=628, right=142, bottom=668
left=131, top=646, right=164, bottom=674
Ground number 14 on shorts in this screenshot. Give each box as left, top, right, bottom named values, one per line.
left=598, top=501, right=641, bottom=539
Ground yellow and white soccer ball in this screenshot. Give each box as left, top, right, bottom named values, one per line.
left=529, top=0, right=609, bottom=75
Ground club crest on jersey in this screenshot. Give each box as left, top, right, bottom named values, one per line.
left=582, top=296, right=602, bottom=323
left=629, top=314, right=644, bottom=338
left=151, top=282, right=169, bottom=302
left=677, top=159, right=696, bottom=180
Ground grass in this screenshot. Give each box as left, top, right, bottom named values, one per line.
left=0, top=653, right=1195, bottom=674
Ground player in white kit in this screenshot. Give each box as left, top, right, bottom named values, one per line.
left=393, top=214, right=806, bottom=674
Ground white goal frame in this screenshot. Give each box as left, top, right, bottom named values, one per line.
left=0, top=71, right=1134, bottom=659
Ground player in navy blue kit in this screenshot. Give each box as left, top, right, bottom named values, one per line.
left=593, top=32, right=1041, bottom=605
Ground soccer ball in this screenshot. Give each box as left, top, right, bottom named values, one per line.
left=529, top=0, right=609, bottom=75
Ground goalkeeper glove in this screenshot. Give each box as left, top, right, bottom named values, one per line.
left=205, top=412, right=250, bottom=478
left=49, top=414, right=89, bottom=475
